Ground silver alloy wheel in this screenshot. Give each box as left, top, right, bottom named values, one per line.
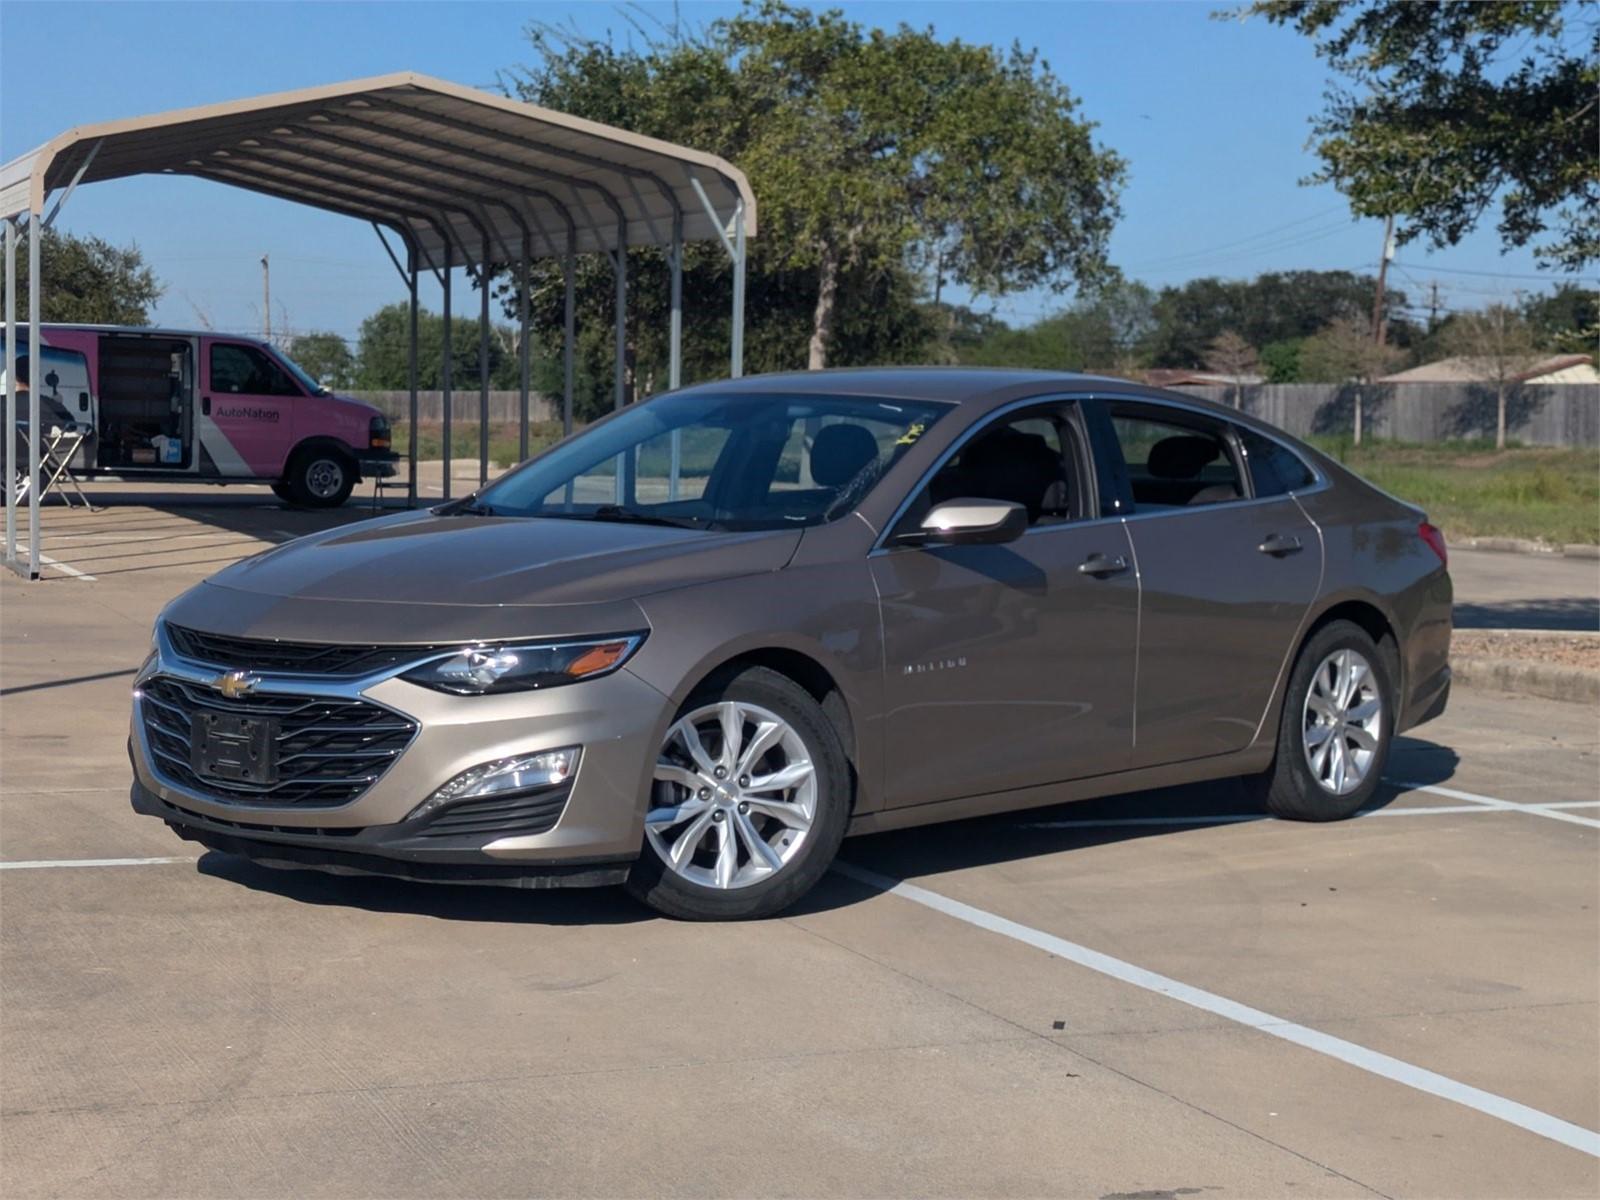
left=646, top=700, right=818, bottom=890
left=305, top=457, right=346, bottom=500
left=1302, top=648, right=1383, bottom=795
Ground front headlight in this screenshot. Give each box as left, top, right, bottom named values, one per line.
left=399, top=634, right=645, bottom=696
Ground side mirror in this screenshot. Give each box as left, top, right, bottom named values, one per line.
left=898, top=498, right=1028, bottom=547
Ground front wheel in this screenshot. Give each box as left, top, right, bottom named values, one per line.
left=1247, top=620, right=1394, bottom=821
left=286, top=450, right=354, bottom=509
left=626, top=667, right=851, bottom=920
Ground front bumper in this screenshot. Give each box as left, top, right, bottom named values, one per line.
left=130, top=633, right=670, bottom=878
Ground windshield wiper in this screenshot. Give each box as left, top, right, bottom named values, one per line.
left=587, top=504, right=708, bottom=529
left=440, top=496, right=497, bottom=517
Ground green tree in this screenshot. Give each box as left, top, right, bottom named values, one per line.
left=354, top=302, right=523, bottom=391
left=286, top=331, right=355, bottom=390
left=506, top=0, right=1124, bottom=380
left=5, top=227, right=161, bottom=324
left=1521, top=283, right=1599, bottom=355
left=1244, top=1, right=1599, bottom=270
left=956, top=280, right=1157, bottom=372
left=1259, top=338, right=1304, bottom=382
left=1146, top=270, right=1409, bottom=367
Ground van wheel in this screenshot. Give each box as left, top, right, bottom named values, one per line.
left=270, top=481, right=293, bottom=503
left=1246, top=620, right=1394, bottom=821
left=286, top=450, right=354, bottom=509
left=626, top=667, right=851, bottom=921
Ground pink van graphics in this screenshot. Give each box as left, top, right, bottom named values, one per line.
left=2, top=325, right=395, bottom=507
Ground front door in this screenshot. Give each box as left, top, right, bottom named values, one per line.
left=1092, top=399, right=1321, bottom=767
left=871, top=403, right=1139, bottom=808
left=201, top=340, right=301, bottom=478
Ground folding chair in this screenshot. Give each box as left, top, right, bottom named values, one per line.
left=11, top=405, right=98, bottom=510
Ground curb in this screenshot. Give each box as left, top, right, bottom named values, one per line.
left=1451, top=654, right=1600, bottom=705
left=1453, top=537, right=1599, bottom=559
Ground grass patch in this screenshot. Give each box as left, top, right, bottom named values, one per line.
left=1307, top=437, right=1600, bottom=546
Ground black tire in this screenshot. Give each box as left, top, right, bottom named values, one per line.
left=285, top=448, right=355, bottom=509
left=1246, top=619, right=1395, bottom=821
left=270, top=481, right=293, bottom=503
left=625, top=666, right=852, bottom=921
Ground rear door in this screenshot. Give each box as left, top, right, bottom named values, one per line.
left=871, top=401, right=1139, bottom=807
left=1089, top=398, right=1321, bottom=768
left=201, top=339, right=302, bottom=478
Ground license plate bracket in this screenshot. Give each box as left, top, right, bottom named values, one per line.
left=191, top=711, right=278, bottom=785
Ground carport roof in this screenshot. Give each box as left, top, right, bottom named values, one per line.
left=0, top=71, right=756, bottom=264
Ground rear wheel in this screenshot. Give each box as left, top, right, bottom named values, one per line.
left=1247, top=620, right=1394, bottom=821
left=270, top=481, right=293, bottom=503
left=626, top=667, right=851, bottom=920
left=285, top=449, right=354, bottom=509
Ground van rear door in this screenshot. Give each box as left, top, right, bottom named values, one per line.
left=201, top=339, right=300, bottom=478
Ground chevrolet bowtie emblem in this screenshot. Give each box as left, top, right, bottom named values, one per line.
left=214, top=670, right=261, bottom=700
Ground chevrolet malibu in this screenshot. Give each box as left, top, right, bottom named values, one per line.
left=131, top=370, right=1452, bottom=920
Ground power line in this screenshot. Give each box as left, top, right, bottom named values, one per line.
left=1119, top=205, right=1348, bottom=271
left=1391, top=260, right=1598, bottom=284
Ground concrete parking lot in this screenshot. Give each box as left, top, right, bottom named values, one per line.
left=3, top=484, right=1597, bottom=1198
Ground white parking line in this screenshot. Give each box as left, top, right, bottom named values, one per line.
left=16, top=550, right=98, bottom=581
left=0, top=856, right=194, bottom=870
left=1396, top=781, right=1600, bottom=830
left=832, top=861, right=1600, bottom=1158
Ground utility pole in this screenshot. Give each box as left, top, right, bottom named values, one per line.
left=1371, top=214, right=1395, bottom=345
left=261, top=254, right=271, bottom=343
left=1427, top=280, right=1441, bottom=333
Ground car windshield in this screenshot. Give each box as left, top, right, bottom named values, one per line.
left=466, top=390, right=949, bottom=531
left=276, top=348, right=332, bottom=396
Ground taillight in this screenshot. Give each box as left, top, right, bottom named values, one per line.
left=1419, top=521, right=1447, bottom=567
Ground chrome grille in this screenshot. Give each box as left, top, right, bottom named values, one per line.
left=164, top=622, right=455, bottom=677
left=139, top=676, right=416, bottom=808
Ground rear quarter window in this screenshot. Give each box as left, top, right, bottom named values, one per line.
left=1238, top=428, right=1315, bottom=496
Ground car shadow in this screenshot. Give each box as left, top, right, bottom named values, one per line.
left=196, top=852, right=649, bottom=926
left=193, top=734, right=1462, bottom=925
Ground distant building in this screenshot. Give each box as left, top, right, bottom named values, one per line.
left=1380, top=354, right=1598, bottom=385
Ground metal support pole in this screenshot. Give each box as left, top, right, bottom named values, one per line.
left=478, top=233, right=490, bottom=489
left=407, top=259, right=419, bottom=508
left=441, top=239, right=453, bottom=502
left=562, top=226, right=575, bottom=436
left=731, top=198, right=746, bottom=380
left=4, top=218, right=15, bottom=567
left=668, top=210, right=684, bottom=501
left=669, top=211, right=683, bottom=391
left=27, top=210, right=41, bottom=578
left=613, top=222, right=627, bottom=413
left=518, top=233, right=530, bottom=463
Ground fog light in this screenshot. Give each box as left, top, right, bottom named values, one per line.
left=409, top=747, right=580, bottom=822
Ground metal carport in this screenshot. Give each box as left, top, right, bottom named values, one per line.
left=0, top=71, right=756, bottom=579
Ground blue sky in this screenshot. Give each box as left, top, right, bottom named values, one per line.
left=1, top=1, right=1578, bottom=348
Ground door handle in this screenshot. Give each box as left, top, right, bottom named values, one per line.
left=1078, top=553, right=1129, bottom=578
left=201, top=396, right=211, bottom=416
left=1258, top=533, right=1303, bottom=557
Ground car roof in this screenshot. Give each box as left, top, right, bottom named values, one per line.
left=679, top=366, right=1260, bottom=421
left=28, top=323, right=264, bottom=343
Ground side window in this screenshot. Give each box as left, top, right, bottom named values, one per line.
left=210, top=344, right=300, bottom=397
left=920, top=407, right=1079, bottom=528
left=1237, top=427, right=1315, bottom=496
left=1106, top=406, right=1243, bottom=511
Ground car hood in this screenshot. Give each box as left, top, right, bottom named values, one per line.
left=167, top=512, right=803, bottom=644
